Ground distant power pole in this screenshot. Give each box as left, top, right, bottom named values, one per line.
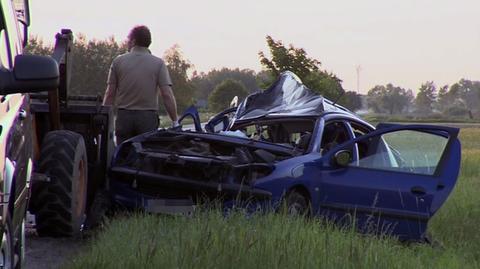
left=356, top=65, right=362, bottom=94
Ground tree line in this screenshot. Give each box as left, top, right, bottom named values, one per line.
left=25, top=34, right=478, bottom=119
left=367, top=79, right=480, bottom=119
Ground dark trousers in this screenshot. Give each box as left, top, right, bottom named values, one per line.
left=115, top=109, right=159, bottom=144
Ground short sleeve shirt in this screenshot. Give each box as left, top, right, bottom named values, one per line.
left=107, top=46, right=172, bottom=111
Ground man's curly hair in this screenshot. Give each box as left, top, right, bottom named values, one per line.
left=128, top=25, right=152, bottom=47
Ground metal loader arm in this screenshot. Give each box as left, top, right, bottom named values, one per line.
left=48, top=29, right=73, bottom=129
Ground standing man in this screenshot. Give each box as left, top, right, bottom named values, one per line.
left=103, top=25, right=179, bottom=144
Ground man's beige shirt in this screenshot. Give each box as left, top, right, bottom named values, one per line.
left=107, top=46, right=172, bottom=111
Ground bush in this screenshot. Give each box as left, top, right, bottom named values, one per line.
left=208, top=79, right=249, bottom=112
left=445, top=106, right=470, bottom=117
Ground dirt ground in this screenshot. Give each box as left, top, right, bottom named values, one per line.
left=25, top=234, right=85, bottom=269
left=25, top=214, right=85, bottom=269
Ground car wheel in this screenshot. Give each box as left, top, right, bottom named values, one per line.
left=0, top=218, right=14, bottom=269
left=31, top=130, right=88, bottom=237
left=286, top=190, right=310, bottom=217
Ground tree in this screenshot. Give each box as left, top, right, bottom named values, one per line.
left=163, top=45, right=196, bottom=112
left=450, top=79, right=480, bottom=118
left=70, top=35, right=128, bottom=96
left=208, top=79, right=249, bottom=112
left=259, top=36, right=320, bottom=79
left=437, top=83, right=468, bottom=116
left=258, top=36, right=344, bottom=100
left=25, top=34, right=128, bottom=97
left=191, top=68, right=258, bottom=105
left=367, top=84, right=413, bottom=114
left=255, top=70, right=275, bottom=89
left=436, top=85, right=450, bottom=111
left=415, top=81, right=436, bottom=115
left=340, top=91, right=363, bottom=111
left=24, top=36, right=53, bottom=56
left=304, top=71, right=344, bottom=100
left=433, top=79, right=480, bottom=118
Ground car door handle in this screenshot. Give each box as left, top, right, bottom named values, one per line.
left=437, top=183, right=445, bottom=190
left=411, top=186, right=426, bottom=196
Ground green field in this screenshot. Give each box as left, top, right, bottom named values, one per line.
left=67, top=128, right=480, bottom=269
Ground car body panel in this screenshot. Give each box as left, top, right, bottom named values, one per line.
left=233, top=71, right=348, bottom=122
left=314, top=124, right=460, bottom=239
left=250, top=124, right=460, bottom=240
left=0, top=92, right=32, bottom=230
left=0, top=3, right=34, bottom=267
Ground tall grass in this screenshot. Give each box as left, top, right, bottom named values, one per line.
left=67, top=128, right=480, bottom=269
left=68, top=211, right=476, bottom=269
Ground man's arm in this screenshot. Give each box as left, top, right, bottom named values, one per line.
left=159, top=85, right=178, bottom=123
left=103, top=83, right=116, bottom=106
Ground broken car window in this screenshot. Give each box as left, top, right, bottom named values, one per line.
left=350, top=122, right=371, bottom=138
left=350, top=130, right=448, bottom=175
left=320, top=121, right=350, bottom=155
left=349, top=122, right=373, bottom=159
left=232, top=119, right=315, bottom=152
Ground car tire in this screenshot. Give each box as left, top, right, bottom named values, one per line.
left=0, top=217, right=14, bottom=269
left=286, top=190, right=310, bottom=217
left=31, top=130, right=88, bottom=237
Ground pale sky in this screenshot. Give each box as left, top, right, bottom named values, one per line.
left=30, top=0, right=479, bottom=93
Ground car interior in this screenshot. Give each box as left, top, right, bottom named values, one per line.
left=320, top=121, right=350, bottom=155
left=232, top=119, right=315, bottom=152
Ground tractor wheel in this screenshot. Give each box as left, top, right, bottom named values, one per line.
left=286, top=190, right=310, bottom=217
left=32, top=130, right=88, bottom=237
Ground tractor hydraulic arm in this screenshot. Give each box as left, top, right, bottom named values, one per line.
left=48, top=29, right=73, bottom=130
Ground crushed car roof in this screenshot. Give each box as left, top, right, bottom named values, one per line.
left=235, top=71, right=348, bottom=121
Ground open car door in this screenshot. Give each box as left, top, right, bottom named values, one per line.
left=318, top=124, right=461, bottom=241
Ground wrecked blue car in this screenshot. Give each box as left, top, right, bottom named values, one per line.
left=109, top=72, right=461, bottom=241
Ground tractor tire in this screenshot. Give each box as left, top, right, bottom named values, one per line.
left=32, top=130, right=88, bottom=237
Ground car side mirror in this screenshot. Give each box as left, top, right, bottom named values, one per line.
left=333, top=150, right=352, bottom=167
left=0, top=55, right=59, bottom=95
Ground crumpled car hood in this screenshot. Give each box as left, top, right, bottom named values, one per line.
left=235, top=71, right=341, bottom=121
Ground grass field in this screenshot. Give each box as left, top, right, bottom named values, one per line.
left=67, top=128, right=480, bottom=269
